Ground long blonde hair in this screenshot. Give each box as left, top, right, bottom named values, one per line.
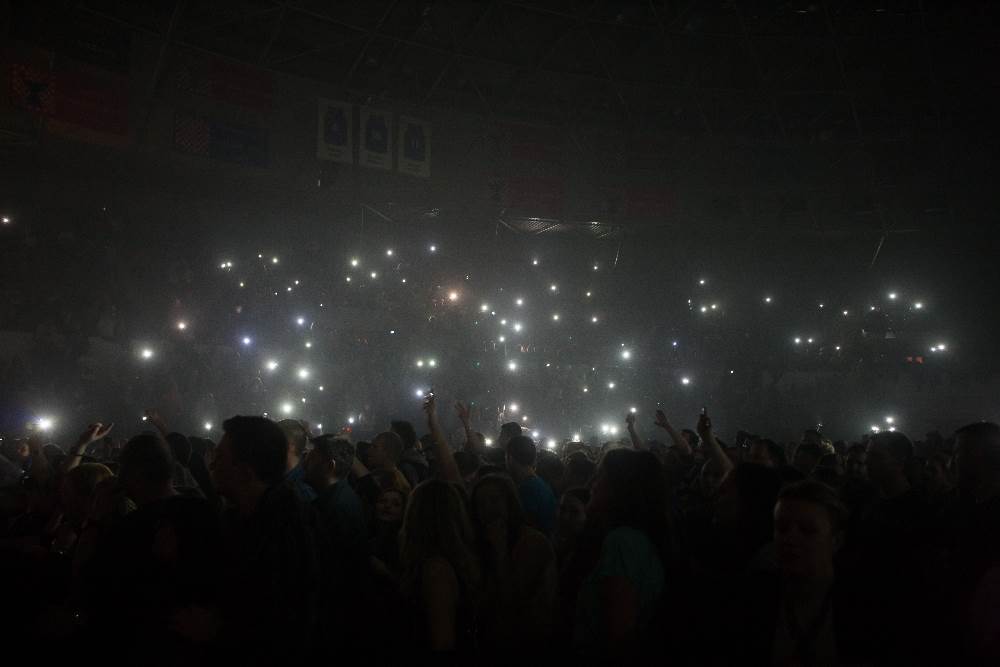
left=399, top=479, right=481, bottom=599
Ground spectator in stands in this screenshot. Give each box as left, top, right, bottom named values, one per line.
left=506, top=435, right=557, bottom=536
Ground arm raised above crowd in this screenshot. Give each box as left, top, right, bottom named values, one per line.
left=697, top=409, right=733, bottom=478
left=424, top=393, right=462, bottom=485
left=654, top=409, right=691, bottom=456
left=64, top=422, right=114, bottom=472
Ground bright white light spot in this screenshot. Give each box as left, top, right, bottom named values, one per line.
left=500, top=319, right=507, bottom=326
left=672, top=341, right=678, bottom=347
left=764, top=296, right=772, bottom=303
left=386, top=249, right=393, bottom=257
left=37, top=417, right=54, bottom=431
left=370, top=271, right=378, bottom=279
left=521, top=415, right=528, bottom=422
left=807, top=338, right=814, bottom=344
left=591, top=316, right=599, bottom=323
left=583, top=387, right=589, bottom=393
left=914, top=302, right=923, bottom=310
left=681, top=377, right=691, bottom=386
left=552, top=313, right=560, bottom=321
left=730, top=369, right=735, bottom=374
left=297, top=368, right=310, bottom=380
left=1, top=217, right=9, bottom=225
left=281, top=402, right=293, bottom=415
left=318, top=386, right=324, bottom=391
left=271, top=257, right=279, bottom=264
left=888, top=426, right=896, bottom=432
left=870, top=306, right=876, bottom=311
left=428, top=359, right=436, bottom=367
left=699, top=279, right=706, bottom=285
left=498, top=336, right=506, bottom=343
left=547, top=439, right=557, bottom=449
left=710, top=303, right=718, bottom=310
left=301, top=398, right=307, bottom=403
left=572, top=433, right=581, bottom=441
left=888, top=292, right=897, bottom=300
left=415, top=389, right=425, bottom=398
left=513, top=323, right=522, bottom=332
left=350, top=258, right=359, bottom=267
left=286, top=287, right=293, bottom=292
left=532, top=430, right=540, bottom=438
left=607, top=382, right=615, bottom=389
left=204, top=422, right=213, bottom=431
left=304, top=341, right=312, bottom=349
left=885, top=416, right=894, bottom=424
left=843, top=310, right=849, bottom=316
left=348, top=416, right=355, bottom=425
left=700, top=306, right=708, bottom=313
left=448, top=291, right=458, bottom=301
left=242, top=336, right=252, bottom=346
left=294, top=280, right=300, bottom=286
left=621, top=350, right=631, bottom=360
left=296, top=317, right=305, bottom=326
left=819, top=303, right=825, bottom=309
left=484, top=438, right=494, bottom=446
left=316, top=424, right=323, bottom=431
left=601, top=424, right=610, bottom=434
left=140, top=348, right=154, bottom=359
left=550, top=284, right=557, bottom=292
left=532, top=259, right=539, bottom=266
left=508, top=361, right=518, bottom=371
left=630, top=407, right=637, bottom=413
left=593, top=264, right=599, bottom=271
left=266, top=360, right=279, bottom=372
left=586, top=291, right=592, bottom=298
left=429, top=245, right=436, bottom=252
left=239, top=281, right=245, bottom=288
left=401, top=278, right=407, bottom=283
left=481, top=303, right=489, bottom=312
left=871, top=425, right=880, bottom=433
left=416, top=359, right=424, bottom=367
left=509, top=403, right=519, bottom=413
left=176, top=321, right=187, bottom=331
left=516, top=298, right=524, bottom=306
left=835, top=345, right=841, bottom=351
left=794, top=337, right=802, bottom=345
left=345, top=276, right=351, bottom=282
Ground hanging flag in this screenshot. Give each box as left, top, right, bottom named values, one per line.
left=359, top=107, right=392, bottom=170
left=397, top=115, right=430, bottom=177
left=174, top=111, right=269, bottom=167
left=316, top=98, right=353, bottom=163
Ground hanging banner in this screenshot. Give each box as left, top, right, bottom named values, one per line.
left=359, top=107, right=392, bottom=170
left=174, top=111, right=269, bottom=167
left=397, top=115, right=430, bottom=177
left=316, top=98, right=353, bottom=163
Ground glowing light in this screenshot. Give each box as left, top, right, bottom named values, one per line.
left=607, top=382, right=616, bottom=389
left=350, top=258, right=359, bottom=267
left=296, top=316, right=306, bottom=326
left=532, top=430, right=540, bottom=438
left=835, top=345, right=841, bottom=351
left=286, top=286, right=293, bottom=292
left=794, top=337, right=802, bottom=345
left=294, top=280, right=300, bottom=285
left=819, top=303, right=825, bottom=309
left=386, top=249, right=393, bottom=257
left=484, top=438, right=494, bottom=446
left=36, top=417, right=54, bottom=431
left=807, top=338, right=815, bottom=344
left=509, top=403, right=519, bottom=413
left=348, top=416, right=355, bottom=425
left=621, top=350, right=631, bottom=360
left=297, top=368, right=310, bottom=380
left=871, top=425, right=880, bottom=433
left=416, top=359, right=425, bottom=367
left=415, top=389, right=425, bottom=398
left=271, top=257, right=279, bottom=264
left=204, top=422, right=213, bottom=431
left=508, top=361, right=518, bottom=371
left=481, top=303, right=489, bottom=312
left=586, top=291, right=592, bottom=298
left=888, top=292, right=897, bottom=300
left=593, top=264, right=599, bottom=271
left=304, top=341, right=312, bottom=349
left=552, top=313, right=560, bottom=321
left=672, top=341, right=678, bottom=347
left=936, top=343, right=947, bottom=351
left=345, top=276, right=352, bottom=283
left=176, top=320, right=188, bottom=331
left=630, top=407, right=637, bottom=414
left=301, top=398, right=307, bottom=403
left=885, top=416, right=895, bottom=424
left=521, top=415, right=529, bottom=422
left=370, top=271, right=378, bottom=279
left=610, top=426, right=619, bottom=436
left=239, top=281, right=245, bottom=288
left=498, top=336, right=506, bottom=343
left=698, top=279, right=706, bottom=285
left=764, top=296, right=772, bottom=303
left=532, top=259, right=539, bottom=266
left=500, top=319, right=507, bottom=326
left=572, top=433, right=581, bottom=441
left=140, top=348, right=154, bottom=360
left=591, top=316, right=599, bottom=323
left=843, top=310, right=849, bottom=316
left=601, top=424, right=610, bottom=434
left=318, top=386, right=324, bottom=391
left=513, top=323, right=522, bottom=332
left=681, top=377, right=691, bottom=386
left=241, top=336, right=252, bottom=346
left=516, top=298, right=524, bottom=307
left=888, top=426, right=896, bottom=432
left=547, top=439, right=557, bottom=449
left=549, top=284, right=558, bottom=292
left=429, top=245, right=437, bottom=252
left=870, top=306, right=876, bottom=311
left=448, top=291, right=459, bottom=301
left=401, top=278, right=407, bottom=283
left=582, top=387, right=589, bottom=393
left=266, top=360, right=279, bottom=372
left=914, top=302, right=923, bottom=310
left=710, top=303, right=718, bottom=310
left=1, top=216, right=10, bottom=225
left=700, top=306, right=708, bottom=313
left=280, top=402, right=293, bottom=415
left=316, top=424, right=323, bottom=431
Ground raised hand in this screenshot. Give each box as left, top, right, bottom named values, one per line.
left=143, top=408, right=167, bottom=433
left=455, top=400, right=471, bottom=424
left=654, top=409, right=671, bottom=429
left=697, top=409, right=712, bottom=438
left=77, top=422, right=114, bottom=447
left=422, top=391, right=437, bottom=418
left=625, top=412, right=636, bottom=427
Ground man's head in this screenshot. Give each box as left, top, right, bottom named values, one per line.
left=118, top=433, right=174, bottom=504
left=277, top=419, right=309, bottom=472
left=368, top=431, right=404, bottom=470
left=866, top=432, right=913, bottom=490
left=845, top=444, right=867, bottom=479
left=499, top=421, right=522, bottom=449
left=792, top=442, right=824, bottom=475
left=774, top=480, right=846, bottom=580
left=212, top=416, right=288, bottom=502
left=747, top=438, right=785, bottom=468
left=953, top=422, right=1000, bottom=499
left=505, top=435, right=536, bottom=475
left=304, top=436, right=354, bottom=491
left=391, top=420, right=418, bottom=451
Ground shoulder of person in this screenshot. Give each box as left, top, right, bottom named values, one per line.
left=421, top=556, right=459, bottom=595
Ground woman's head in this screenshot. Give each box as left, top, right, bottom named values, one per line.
left=590, top=449, right=671, bottom=556
left=470, top=474, right=524, bottom=536
left=400, top=480, right=480, bottom=593
left=61, top=463, right=114, bottom=523
left=557, top=487, right=590, bottom=538
left=774, top=480, right=846, bottom=580
left=375, top=487, right=407, bottom=524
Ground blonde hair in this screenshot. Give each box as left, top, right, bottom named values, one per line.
left=399, top=480, right=480, bottom=599
left=67, top=463, right=114, bottom=498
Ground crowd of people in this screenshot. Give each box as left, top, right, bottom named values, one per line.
left=0, top=393, right=997, bottom=663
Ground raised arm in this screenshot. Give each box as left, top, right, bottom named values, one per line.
left=64, top=423, right=114, bottom=472
left=424, top=393, right=462, bottom=485
left=144, top=408, right=169, bottom=438
left=654, top=410, right=691, bottom=456
left=454, top=401, right=483, bottom=457
left=697, top=409, right=733, bottom=478
left=625, top=412, right=644, bottom=450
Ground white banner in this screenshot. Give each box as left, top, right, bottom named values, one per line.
left=316, top=99, right=353, bottom=163
left=359, top=107, right=393, bottom=170
left=398, top=115, right=431, bottom=177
